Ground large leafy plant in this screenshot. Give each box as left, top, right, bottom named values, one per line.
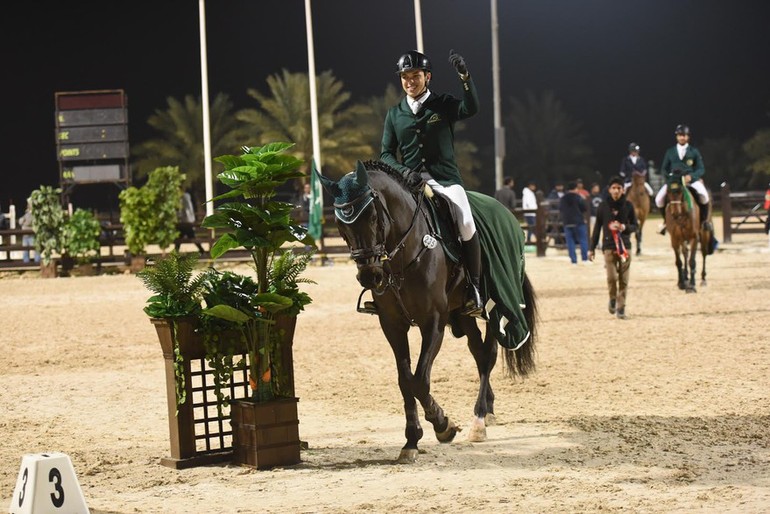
left=201, top=142, right=315, bottom=402
left=61, top=208, right=102, bottom=265
left=119, top=166, right=185, bottom=256
left=28, top=186, right=67, bottom=267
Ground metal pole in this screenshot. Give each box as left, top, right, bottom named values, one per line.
left=305, top=0, right=324, bottom=250
left=414, top=0, right=424, bottom=52
left=491, top=0, right=504, bottom=190
left=199, top=0, right=214, bottom=218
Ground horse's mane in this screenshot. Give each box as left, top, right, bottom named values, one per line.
left=361, top=159, right=412, bottom=193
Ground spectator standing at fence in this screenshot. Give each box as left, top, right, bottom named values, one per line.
left=174, top=189, right=205, bottom=253
left=589, top=176, right=638, bottom=320
left=18, top=203, right=40, bottom=264
left=559, top=181, right=590, bottom=265
left=522, top=179, right=538, bottom=243
left=494, top=176, right=517, bottom=211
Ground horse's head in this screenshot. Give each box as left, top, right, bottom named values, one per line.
left=316, top=161, right=393, bottom=293
left=666, top=180, right=688, bottom=217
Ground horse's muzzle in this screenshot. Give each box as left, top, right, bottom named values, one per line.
left=356, top=263, right=387, bottom=293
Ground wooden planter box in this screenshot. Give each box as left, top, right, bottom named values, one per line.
left=231, top=397, right=301, bottom=469
left=151, top=316, right=299, bottom=469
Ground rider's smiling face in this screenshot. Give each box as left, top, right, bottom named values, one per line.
left=400, top=70, right=430, bottom=98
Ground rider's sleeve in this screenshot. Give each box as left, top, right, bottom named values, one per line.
left=453, top=75, right=479, bottom=121
left=380, top=109, right=412, bottom=176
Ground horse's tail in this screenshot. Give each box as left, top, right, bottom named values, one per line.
left=503, top=271, right=538, bottom=378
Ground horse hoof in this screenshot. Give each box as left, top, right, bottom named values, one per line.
left=436, top=418, right=461, bottom=443
left=484, top=413, right=497, bottom=426
left=467, top=417, right=487, bottom=442
left=687, top=288, right=697, bottom=294
left=397, top=449, right=418, bottom=464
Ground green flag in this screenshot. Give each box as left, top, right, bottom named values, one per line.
left=309, top=159, right=324, bottom=242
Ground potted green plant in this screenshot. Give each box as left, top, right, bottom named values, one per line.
left=119, top=165, right=185, bottom=271
left=139, top=142, right=316, bottom=469
left=60, top=208, right=102, bottom=276
left=28, top=185, right=66, bottom=277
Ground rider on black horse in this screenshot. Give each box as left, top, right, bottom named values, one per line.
left=380, top=49, right=483, bottom=317
left=654, top=124, right=718, bottom=253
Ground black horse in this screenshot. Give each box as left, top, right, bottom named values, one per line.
left=317, top=160, right=538, bottom=463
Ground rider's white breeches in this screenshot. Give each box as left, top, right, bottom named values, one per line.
left=426, top=179, right=477, bottom=241
left=655, top=180, right=709, bottom=208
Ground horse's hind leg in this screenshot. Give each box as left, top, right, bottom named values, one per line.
left=460, top=315, right=497, bottom=442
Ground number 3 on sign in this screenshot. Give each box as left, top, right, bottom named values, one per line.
left=9, top=453, right=89, bottom=514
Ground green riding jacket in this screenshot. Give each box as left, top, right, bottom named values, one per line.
left=380, top=75, right=479, bottom=187
left=660, top=144, right=705, bottom=183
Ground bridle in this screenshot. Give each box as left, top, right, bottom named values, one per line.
left=334, top=185, right=428, bottom=269
left=334, top=185, right=433, bottom=325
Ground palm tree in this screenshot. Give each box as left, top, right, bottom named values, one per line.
left=131, top=93, right=248, bottom=203
left=504, top=90, right=594, bottom=188
left=236, top=69, right=375, bottom=182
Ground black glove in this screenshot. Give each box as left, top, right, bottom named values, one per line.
left=404, top=171, right=425, bottom=193
left=448, top=49, right=468, bottom=76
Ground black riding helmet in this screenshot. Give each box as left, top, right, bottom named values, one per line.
left=675, top=124, right=690, bottom=135
left=396, top=50, right=431, bottom=74
left=628, top=142, right=640, bottom=153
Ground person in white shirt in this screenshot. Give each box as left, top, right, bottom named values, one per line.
left=521, top=180, right=538, bottom=243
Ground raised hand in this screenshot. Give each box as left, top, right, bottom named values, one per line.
left=448, top=49, right=468, bottom=76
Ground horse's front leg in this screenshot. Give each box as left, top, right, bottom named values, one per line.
left=381, top=320, right=423, bottom=463
left=413, top=320, right=461, bottom=445
left=673, top=247, right=686, bottom=290
left=687, top=240, right=697, bottom=293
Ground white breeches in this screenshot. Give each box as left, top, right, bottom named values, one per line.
left=655, top=180, right=709, bottom=208
left=425, top=178, right=477, bottom=241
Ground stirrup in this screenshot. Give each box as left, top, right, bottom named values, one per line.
left=356, top=289, right=378, bottom=315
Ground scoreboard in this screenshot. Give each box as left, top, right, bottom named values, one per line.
left=54, top=90, right=130, bottom=187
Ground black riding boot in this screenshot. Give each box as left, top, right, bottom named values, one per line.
left=461, top=233, right=483, bottom=318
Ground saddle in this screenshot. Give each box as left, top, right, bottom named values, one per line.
left=419, top=185, right=462, bottom=264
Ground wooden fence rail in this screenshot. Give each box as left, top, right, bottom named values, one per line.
left=719, top=183, right=767, bottom=243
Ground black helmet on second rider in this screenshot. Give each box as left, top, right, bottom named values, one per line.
left=628, top=142, right=640, bottom=153
left=674, top=124, right=690, bottom=136
left=396, top=50, right=431, bottom=75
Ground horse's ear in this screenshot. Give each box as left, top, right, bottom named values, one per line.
left=315, top=167, right=340, bottom=196
left=355, top=160, right=369, bottom=187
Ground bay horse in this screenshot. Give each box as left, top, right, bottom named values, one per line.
left=665, top=179, right=711, bottom=292
left=626, top=171, right=650, bottom=255
left=317, top=160, right=538, bottom=464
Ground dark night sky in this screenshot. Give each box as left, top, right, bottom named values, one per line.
left=2, top=0, right=770, bottom=211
